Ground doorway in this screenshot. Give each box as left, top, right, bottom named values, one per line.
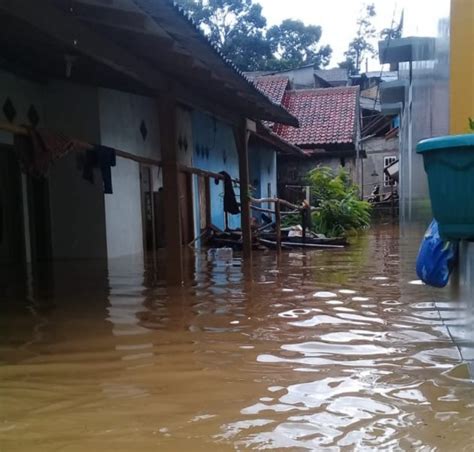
left=0, top=146, right=24, bottom=265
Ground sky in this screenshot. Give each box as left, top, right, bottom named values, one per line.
left=256, top=0, right=450, bottom=70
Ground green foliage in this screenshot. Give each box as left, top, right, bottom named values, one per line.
left=338, top=3, right=377, bottom=74
left=469, top=117, right=474, bottom=132
left=308, top=167, right=372, bottom=237
left=178, top=0, right=332, bottom=71
left=312, top=196, right=372, bottom=238
left=266, top=20, right=332, bottom=71
left=281, top=212, right=301, bottom=229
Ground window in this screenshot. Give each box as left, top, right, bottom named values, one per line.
left=384, top=156, right=397, bottom=187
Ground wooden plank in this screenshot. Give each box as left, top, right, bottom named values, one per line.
left=0, top=121, right=162, bottom=167
left=205, top=176, right=211, bottom=229
left=158, top=94, right=184, bottom=285
left=234, top=123, right=252, bottom=261
left=275, top=199, right=282, bottom=253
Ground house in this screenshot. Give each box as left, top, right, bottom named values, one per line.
left=277, top=86, right=361, bottom=200
left=0, top=0, right=298, bottom=285
left=359, top=85, right=400, bottom=201
left=253, top=76, right=361, bottom=201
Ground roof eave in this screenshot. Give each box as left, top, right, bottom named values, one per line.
left=255, top=123, right=305, bottom=156
left=136, top=0, right=299, bottom=127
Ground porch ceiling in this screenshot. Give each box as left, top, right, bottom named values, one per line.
left=0, top=0, right=298, bottom=127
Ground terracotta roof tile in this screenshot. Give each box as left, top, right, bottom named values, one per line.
left=275, top=86, right=359, bottom=147
left=253, top=76, right=290, bottom=106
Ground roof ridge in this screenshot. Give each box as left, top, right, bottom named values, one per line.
left=286, top=86, right=359, bottom=95
left=255, top=75, right=290, bottom=80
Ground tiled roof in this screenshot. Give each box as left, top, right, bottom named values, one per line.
left=253, top=76, right=290, bottom=106
left=275, top=86, right=359, bottom=147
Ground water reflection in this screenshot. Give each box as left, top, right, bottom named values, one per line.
left=1, top=225, right=473, bottom=451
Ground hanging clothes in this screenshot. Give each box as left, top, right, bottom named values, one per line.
left=82, top=145, right=116, bottom=194
left=14, top=126, right=85, bottom=177
left=217, top=171, right=240, bottom=215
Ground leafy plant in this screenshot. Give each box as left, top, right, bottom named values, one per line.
left=469, top=117, right=474, bottom=132
left=282, top=167, right=371, bottom=237
left=312, top=195, right=372, bottom=237
left=308, top=167, right=371, bottom=237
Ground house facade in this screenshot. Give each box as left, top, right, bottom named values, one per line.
left=253, top=76, right=361, bottom=201
left=0, top=0, right=298, bottom=285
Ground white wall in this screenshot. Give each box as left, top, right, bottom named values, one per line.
left=98, top=88, right=161, bottom=259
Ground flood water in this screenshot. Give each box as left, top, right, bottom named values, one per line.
left=1, top=224, right=473, bottom=451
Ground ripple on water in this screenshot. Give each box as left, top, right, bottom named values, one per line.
left=313, top=291, right=338, bottom=298
left=1, top=225, right=473, bottom=451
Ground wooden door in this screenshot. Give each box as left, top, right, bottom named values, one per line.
left=197, top=175, right=211, bottom=231
left=140, top=165, right=156, bottom=254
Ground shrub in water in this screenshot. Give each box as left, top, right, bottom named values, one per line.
left=281, top=167, right=371, bottom=237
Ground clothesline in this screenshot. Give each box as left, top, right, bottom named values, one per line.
left=0, top=121, right=242, bottom=185
left=0, top=121, right=162, bottom=168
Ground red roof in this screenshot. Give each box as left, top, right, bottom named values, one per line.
left=275, top=86, right=359, bottom=147
left=254, top=76, right=290, bottom=106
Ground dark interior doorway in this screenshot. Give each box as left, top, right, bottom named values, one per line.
left=0, top=146, right=24, bottom=265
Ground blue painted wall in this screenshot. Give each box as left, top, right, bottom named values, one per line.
left=191, top=110, right=278, bottom=234
left=249, top=141, right=277, bottom=222
left=191, top=110, right=241, bottom=232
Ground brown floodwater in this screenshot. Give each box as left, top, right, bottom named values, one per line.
left=1, top=224, right=473, bottom=451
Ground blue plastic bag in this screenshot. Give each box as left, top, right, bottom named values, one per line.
left=416, top=220, right=458, bottom=288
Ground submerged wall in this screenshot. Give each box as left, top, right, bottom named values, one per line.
left=98, top=88, right=161, bottom=259
left=249, top=141, right=277, bottom=199
left=0, top=70, right=167, bottom=261
left=191, top=110, right=241, bottom=231
left=0, top=71, right=108, bottom=260
left=249, top=140, right=277, bottom=222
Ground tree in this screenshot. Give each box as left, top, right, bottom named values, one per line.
left=179, top=0, right=332, bottom=71
left=339, top=3, right=377, bottom=74
left=380, top=10, right=404, bottom=41
left=179, top=0, right=272, bottom=71
left=266, top=19, right=332, bottom=71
